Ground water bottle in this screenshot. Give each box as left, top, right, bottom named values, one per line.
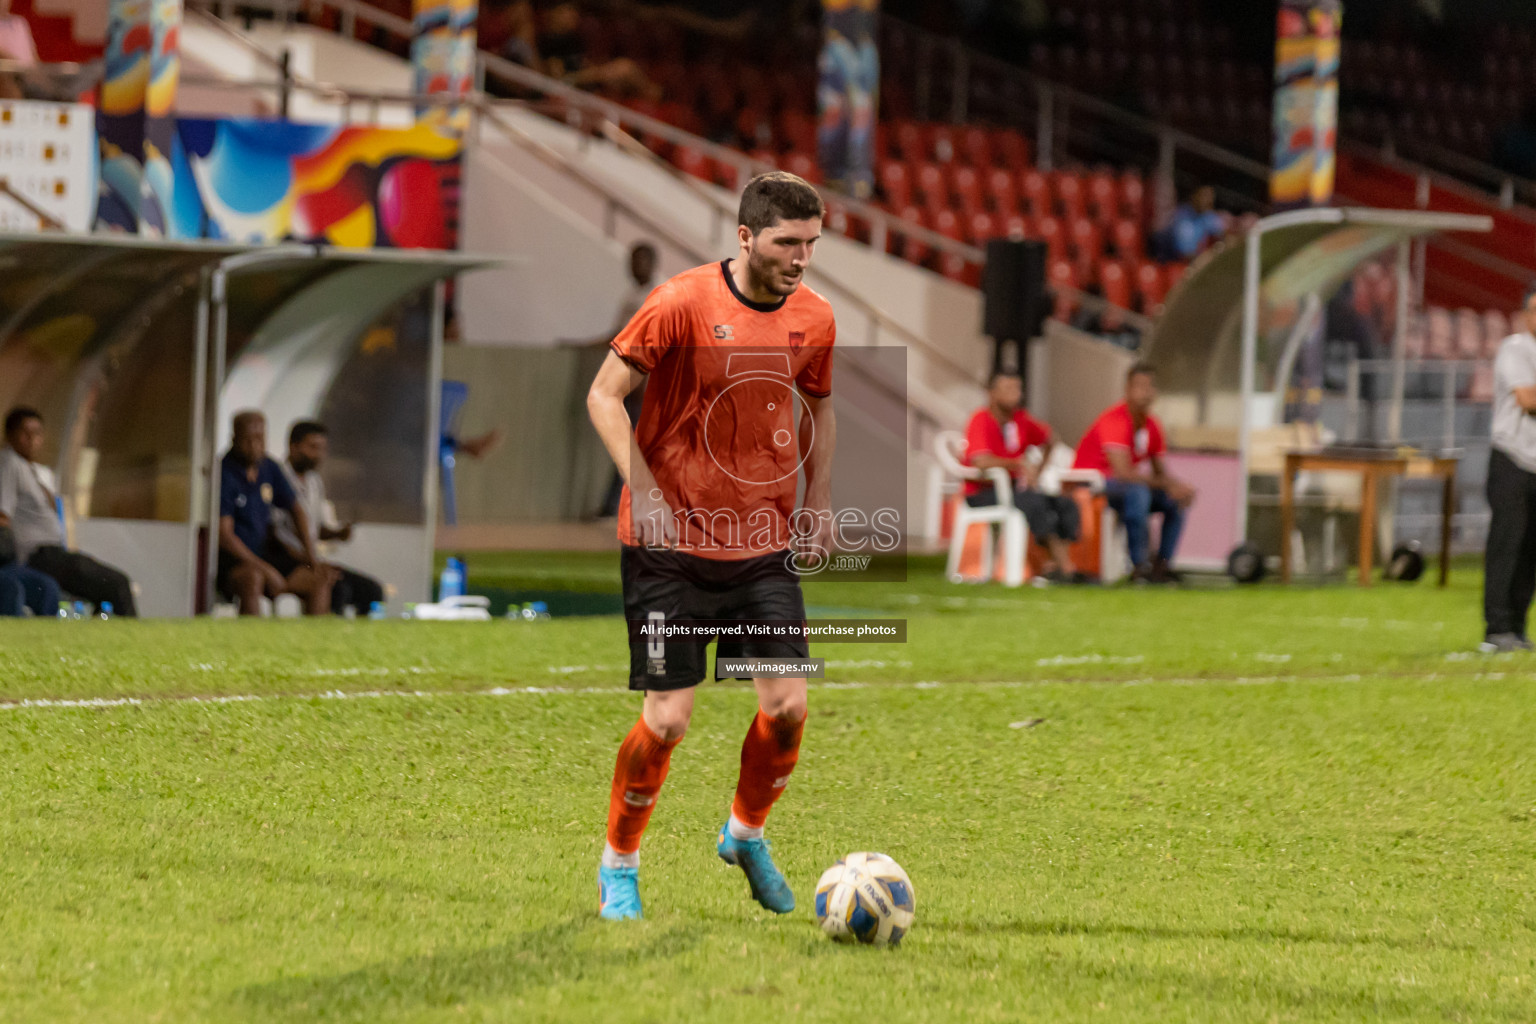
left=342, top=604, right=357, bottom=621
left=438, top=556, right=465, bottom=601
left=71, top=601, right=85, bottom=621
left=368, top=601, right=386, bottom=621
left=98, top=602, right=114, bottom=621
left=56, top=600, right=69, bottom=620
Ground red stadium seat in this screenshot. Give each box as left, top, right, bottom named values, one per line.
left=1067, top=217, right=1104, bottom=263
left=735, top=107, right=774, bottom=151
left=1164, top=261, right=1189, bottom=290
left=1001, top=212, right=1030, bottom=240
left=878, top=160, right=912, bottom=209
left=1086, top=170, right=1118, bottom=220
left=985, top=168, right=1019, bottom=214
left=1098, top=259, right=1134, bottom=311
left=896, top=204, right=933, bottom=263
left=915, top=162, right=950, bottom=210
left=873, top=123, right=891, bottom=163
left=782, top=151, right=821, bottom=183
left=961, top=126, right=994, bottom=168
left=894, top=120, right=930, bottom=162
left=1052, top=171, right=1087, bottom=220
left=1034, top=215, right=1065, bottom=261
left=1133, top=261, right=1166, bottom=313
left=672, top=147, right=715, bottom=183
left=930, top=123, right=959, bottom=163
left=1109, top=218, right=1143, bottom=258
left=968, top=210, right=999, bottom=244
left=994, top=128, right=1031, bottom=168
left=1118, top=172, right=1147, bottom=223
left=932, top=207, right=968, bottom=279
left=951, top=165, right=984, bottom=215
left=1019, top=170, right=1051, bottom=217
left=1048, top=257, right=1079, bottom=318
left=777, top=111, right=818, bottom=155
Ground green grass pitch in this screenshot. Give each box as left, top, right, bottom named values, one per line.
left=2, top=554, right=1535, bottom=1022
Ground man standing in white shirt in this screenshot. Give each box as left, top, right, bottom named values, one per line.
left=271, top=421, right=384, bottom=615
left=1483, top=284, right=1536, bottom=652
left=0, top=406, right=137, bottom=616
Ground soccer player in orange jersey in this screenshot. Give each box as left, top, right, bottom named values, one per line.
left=586, top=172, right=837, bottom=920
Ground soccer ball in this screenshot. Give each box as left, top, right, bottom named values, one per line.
left=814, top=852, right=915, bottom=946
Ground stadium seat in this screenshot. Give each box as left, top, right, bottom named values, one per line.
left=930, top=123, right=959, bottom=163
left=879, top=160, right=912, bottom=209
left=1483, top=310, right=1511, bottom=355
left=896, top=204, right=933, bottom=263
left=777, top=111, right=818, bottom=155
left=1034, top=215, right=1065, bottom=261
left=1052, top=170, right=1087, bottom=221
left=1118, top=172, right=1147, bottom=223
left=1109, top=218, right=1143, bottom=258
left=1019, top=170, right=1051, bottom=217
left=1001, top=212, right=1030, bottom=240
left=994, top=129, right=1031, bottom=169
left=782, top=151, right=821, bottom=183
left=894, top=120, right=929, bottom=162
left=961, top=126, right=994, bottom=167
left=1098, top=259, right=1134, bottom=310
left=985, top=168, right=1019, bottom=214
left=1455, top=308, right=1484, bottom=359
left=968, top=210, right=999, bottom=245
left=952, top=165, right=984, bottom=215
left=1133, top=261, right=1166, bottom=313
left=1425, top=307, right=1455, bottom=359
left=672, top=147, right=715, bottom=184
left=1067, top=217, right=1104, bottom=264
left=1048, top=257, right=1078, bottom=317
left=1086, top=170, right=1118, bottom=220
left=915, top=162, right=950, bottom=210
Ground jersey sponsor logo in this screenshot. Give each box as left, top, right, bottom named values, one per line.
left=713, top=324, right=734, bottom=340
left=788, top=330, right=805, bottom=352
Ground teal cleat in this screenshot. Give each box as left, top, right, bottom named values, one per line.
left=716, top=824, right=796, bottom=914
left=598, top=865, right=642, bottom=920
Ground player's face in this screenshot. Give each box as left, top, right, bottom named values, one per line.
left=235, top=420, right=267, bottom=465
left=746, top=218, right=822, bottom=298
left=989, top=376, right=1022, bottom=412
left=1126, top=371, right=1157, bottom=414
left=291, top=433, right=327, bottom=473
left=7, top=416, right=43, bottom=461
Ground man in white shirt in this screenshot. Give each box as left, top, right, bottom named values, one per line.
left=1483, top=284, right=1536, bottom=652
left=0, top=406, right=137, bottom=616
left=270, top=421, right=384, bottom=615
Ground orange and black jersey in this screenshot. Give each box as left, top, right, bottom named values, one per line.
left=611, top=259, right=836, bottom=560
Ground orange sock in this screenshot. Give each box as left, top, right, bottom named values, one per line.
left=606, top=717, right=681, bottom=856
left=730, top=710, right=804, bottom=829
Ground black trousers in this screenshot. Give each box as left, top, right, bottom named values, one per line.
left=1484, top=448, right=1536, bottom=636
left=27, top=545, right=137, bottom=617
left=331, top=566, right=384, bottom=615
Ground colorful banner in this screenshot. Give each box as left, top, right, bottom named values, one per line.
left=1270, top=0, right=1342, bottom=210
left=95, top=0, right=151, bottom=231
left=166, top=118, right=461, bottom=248
left=411, top=0, right=477, bottom=133
left=141, top=0, right=180, bottom=236
left=817, top=0, right=879, bottom=199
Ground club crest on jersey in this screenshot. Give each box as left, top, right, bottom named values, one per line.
left=788, top=330, right=805, bottom=352
left=713, top=324, right=734, bottom=340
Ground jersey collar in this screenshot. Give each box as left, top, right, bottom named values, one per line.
left=720, top=259, right=786, bottom=313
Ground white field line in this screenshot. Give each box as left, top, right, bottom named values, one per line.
left=1, top=670, right=1530, bottom=712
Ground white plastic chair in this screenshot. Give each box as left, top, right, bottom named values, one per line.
left=933, top=431, right=1027, bottom=587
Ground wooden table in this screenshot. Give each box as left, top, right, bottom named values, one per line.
left=1279, top=450, right=1458, bottom=587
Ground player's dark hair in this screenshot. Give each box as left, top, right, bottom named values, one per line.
left=987, top=371, right=1022, bottom=389
left=1128, top=362, right=1156, bottom=381
left=4, top=406, right=41, bottom=437
left=289, top=420, right=327, bottom=447
left=738, top=172, right=825, bottom=235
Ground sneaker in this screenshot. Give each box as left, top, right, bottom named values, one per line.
left=598, top=864, right=642, bottom=920
left=716, top=824, right=795, bottom=914
left=1478, top=632, right=1535, bottom=654
left=1069, top=571, right=1096, bottom=585
left=1149, top=558, right=1184, bottom=585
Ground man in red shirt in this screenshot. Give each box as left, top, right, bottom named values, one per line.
left=1074, top=363, right=1195, bottom=582
left=963, top=372, right=1085, bottom=582
left=586, top=172, right=836, bottom=922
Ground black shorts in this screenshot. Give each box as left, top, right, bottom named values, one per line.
left=621, top=545, right=809, bottom=691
